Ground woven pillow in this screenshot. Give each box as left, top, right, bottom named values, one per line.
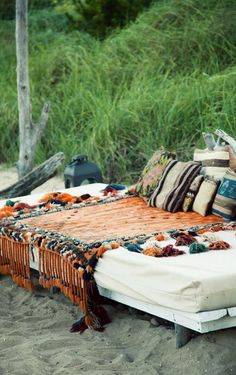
left=149, top=160, right=200, bottom=210
left=182, top=175, right=204, bottom=212
left=162, top=161, right=201, bottom=212
left=135, top=148, right=175, bottom=198
left=192, top=177, right=219, bottom=216
left=227, top=146, right=236, bottom=172
left=194, top=148, right=229, bottom=180
left=212, top=168, right=236, bottom=220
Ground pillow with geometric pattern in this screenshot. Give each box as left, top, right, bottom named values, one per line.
left=212, top=168, right=236, bottom=220
left=135, top=148, right=176, bottom=199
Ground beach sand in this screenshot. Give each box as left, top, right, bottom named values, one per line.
left=1, top=167, right=236, bottom=375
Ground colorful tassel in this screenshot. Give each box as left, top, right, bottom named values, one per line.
left=208, top=241, right=230, bottom=250
left=189, top=243, right=207, bottom=254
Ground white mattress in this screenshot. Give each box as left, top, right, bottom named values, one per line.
left=94, top=230, right=236, bottom=313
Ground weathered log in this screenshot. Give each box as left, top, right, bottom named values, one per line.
left=0, top=152, right=65, bottom=199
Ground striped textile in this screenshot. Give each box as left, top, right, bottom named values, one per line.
left=149, top=161, right=201, bottom=211
left=162, top=162, right=201, bottom=212
left=194, top=148, right=229, bottom=180
left=212, top=168, right=236, bottom=220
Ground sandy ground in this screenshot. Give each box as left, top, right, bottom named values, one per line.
left=1, top=166, right=236, bottom=375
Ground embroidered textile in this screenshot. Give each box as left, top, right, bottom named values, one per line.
left=135, top=148, right=176, bottom=199
left=194, top=147, right=229, bottom=180
left=212, top=168, right=236, bottom=220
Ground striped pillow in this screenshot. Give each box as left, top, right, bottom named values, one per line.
left=162, top=162, right=201, bottom=212
left=194, top=148, right=229, bottom=180
left=149, top=161, right=201, bottom=212
left=212, top=168, right=236, bottom=220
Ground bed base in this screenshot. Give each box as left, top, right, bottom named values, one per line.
left=98, top=286, right=236, bottom=348
left=29, top=258, right=236, bottom=348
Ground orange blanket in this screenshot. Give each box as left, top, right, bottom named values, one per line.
left=20, top=196, right=223, bottom=243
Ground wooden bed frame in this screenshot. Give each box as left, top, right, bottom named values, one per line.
left=98, top=286, right=236, bottom=348
left=29, top=255, right=236, bottom=348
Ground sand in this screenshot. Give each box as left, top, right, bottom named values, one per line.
left=1, top=166, right=236, bottom=375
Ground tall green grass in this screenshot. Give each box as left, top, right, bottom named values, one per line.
left=0, top=0, right=236, bottom=182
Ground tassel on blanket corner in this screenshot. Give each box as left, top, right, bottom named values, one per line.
left=208, top=241, right=230, bottom=250
left=142, top=246, right=162, bottom=257
left=161, top=245, right=185, bottom=257
left=189, top=243, right=208, bottom=254
left=175, top=234, right=197, bottom=246
left=126, top=243, right=143, bottom=253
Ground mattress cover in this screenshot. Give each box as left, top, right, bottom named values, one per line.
left=95, top=230, right=236, bottom=313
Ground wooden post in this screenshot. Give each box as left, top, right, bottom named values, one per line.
left=16, top=0, right=49, bottom=179
left=175, top=323, right=193, bottom=348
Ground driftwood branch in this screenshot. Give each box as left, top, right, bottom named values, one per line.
left=0, top=152, right=65, bottom=199
left=31, top=102, right=50, bottom=147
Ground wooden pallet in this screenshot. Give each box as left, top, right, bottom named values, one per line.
left=98, top=286, right=236, bottom=348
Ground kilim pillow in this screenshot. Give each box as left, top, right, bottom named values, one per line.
left=162, top=161, right=201, bottom=212
left=135, top=148, right=176, bottom=199
left=194, top=147, right=229, bottom=180
left=182, top=175, right=204, bottom=212
left=212, top=168, right=236, bottom=220
left=149, top=160, right=200, bottom=211
left=192, top=177, right=219, bottom=216
left=227, top=146, right=236, bottom=173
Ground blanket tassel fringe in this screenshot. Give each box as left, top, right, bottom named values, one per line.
left=38, top=247, right=110, bottom=333
left=0, top=235, right=33, bottom=290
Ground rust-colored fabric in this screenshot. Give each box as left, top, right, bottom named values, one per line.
left=0, top=236, right=33, bottom=290
left=38, top=247, right=83, bottom=306
left=21, top=196, right=224, bottom=243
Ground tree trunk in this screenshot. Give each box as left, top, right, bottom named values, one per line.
left=16, top=0, right=49, bottom=179
left=0, top=152, right=65, bottom=199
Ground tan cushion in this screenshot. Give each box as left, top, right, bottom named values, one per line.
left=192, top=177, right=219, bottom=216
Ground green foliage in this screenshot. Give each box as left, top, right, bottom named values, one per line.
left=54, top=0, right=153, bottom=37
left=0, top=0, right=15, bottom=20
left=0, top=0, right=236, bottom=182
left=0, top=0, right=52, bottom=20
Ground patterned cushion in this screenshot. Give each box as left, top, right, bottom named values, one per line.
left=162, top=162, right=201, bottom=212
left=192, top=177, right=219, bottom=216
left=149, top=161, right=201, bottom=211
left=182, top=175, right=204, bottom=212
left=227, top=146, right=236, bottom=173
left=194, top=148, right=229, bottom=180
left=212, top=168, right=236, bottom=220
left=135, top=148, right=176, bottom=198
